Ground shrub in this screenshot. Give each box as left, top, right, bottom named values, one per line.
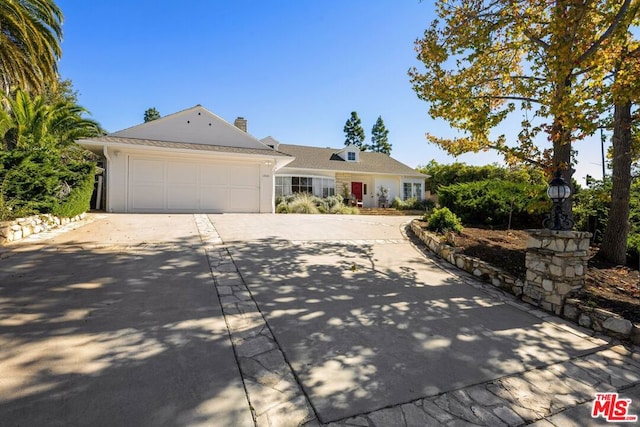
left=275, top=193, right=360, bottom=215
left=572, top=178, right=640, bottom=265
left=275, top=202, right=291, bottom=213
left=325, top=195, right=344, bottom=209
left=427, top=207, right=463, bottom=233
left=391, top=196, right=436, bottom=211
left=572, top=180, right=611, bottom=243
left=437, top=179, right=548, bottom=227
left=0, top=148, right=96, bottom=220
left=53, top=170, right=95, bottom=218
left=338, top=206, right=359, bottom=215
left=1, top=150, right=61, bottom=214
left=329, top=198, right=346, bottom=214
left=416, top=161, right=547, bottom=193
left=288, top=193, right=320, bottom=214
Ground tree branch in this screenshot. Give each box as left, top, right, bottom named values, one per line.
left=471, top=95, right=542, bottom=104
left=523, top=29, right=549, bottom=50
left=578, top=0, right=632, bottom=64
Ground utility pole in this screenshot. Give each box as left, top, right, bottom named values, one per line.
left=600, top=128, right=606, bottom=180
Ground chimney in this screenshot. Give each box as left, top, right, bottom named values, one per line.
left=234, top=116, right=247, bottom=132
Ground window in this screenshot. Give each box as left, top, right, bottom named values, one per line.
left=403, top=183, right=412, bottom=200
left=275, top=176, right=335, bottom=198
left=347, top=152, right=356, bottom=161
left=413, top=183, right=422, bottom=199
left=403, top=182, right=423, bottom=200
left=292, top=176, right=313, bottom=194
left=363, top=184, right=367, bottom=195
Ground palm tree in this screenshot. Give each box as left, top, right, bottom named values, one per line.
left=0, top=89, right=103, bottom=151
left=0, top=0, right=63, bottom=94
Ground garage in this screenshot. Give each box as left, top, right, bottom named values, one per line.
left=76, top=105, right=293, bottom=213
left=128, top=156, right=261, bottom=213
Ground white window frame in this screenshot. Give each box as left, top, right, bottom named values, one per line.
left=402, top=180, right=423, bottom=200
left=275, top=175, right=336, bottom=198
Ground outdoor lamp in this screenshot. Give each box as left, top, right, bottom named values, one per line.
left=543, top=170, right=574, bottom=230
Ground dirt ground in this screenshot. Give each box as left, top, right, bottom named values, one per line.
left=420, top=224, right=640, bottom=324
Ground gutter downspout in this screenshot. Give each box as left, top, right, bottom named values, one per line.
left=103, top=145, right=111, bottom=212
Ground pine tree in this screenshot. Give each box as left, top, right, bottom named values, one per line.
left=343, top=111, right=365, bottom=150
left=370, top=116, right=391, bottom=155
left=144, top=108, right=161, bottom=122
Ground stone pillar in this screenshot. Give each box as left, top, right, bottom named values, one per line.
left=524, top=229, right=591, bottom=315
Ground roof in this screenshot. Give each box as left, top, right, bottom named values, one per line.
left=79, top=135, right=292, bottom=158
left=276, top=144, right=425, bottom=177
left=108, top=105, right=274, bottom=151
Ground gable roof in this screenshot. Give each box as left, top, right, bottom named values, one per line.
left=276, top=144, right=425, bottom=177
left=109, top=105, right=272, bottom=150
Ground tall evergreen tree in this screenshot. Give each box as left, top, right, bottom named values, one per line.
left=144, top=107, right=161, bottom=122
left=370, top=116, right=391, bottom=155
left=343, top=111, right=365, bottom=150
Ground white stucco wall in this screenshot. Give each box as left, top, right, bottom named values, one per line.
left=374, top=177, right=401, bottom=204
left=104, top=146, right=128, bottom=212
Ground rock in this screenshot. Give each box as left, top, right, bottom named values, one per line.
left=602, top=317, right=633, bottom=336
left=563, top=303, right=579, bottom=321
left=578, top=313, right=592, bottom=328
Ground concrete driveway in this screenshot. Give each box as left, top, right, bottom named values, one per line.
left=1, top=213, right=639, bottom=426
left=0, top=214, right=253, bottom=427
left=207, top=214, right=618, bottom=423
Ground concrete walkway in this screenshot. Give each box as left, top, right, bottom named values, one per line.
left=1, top=213, right=639, bottom=426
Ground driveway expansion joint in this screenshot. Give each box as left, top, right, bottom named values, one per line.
left=195, top=214, right=320, bottom=427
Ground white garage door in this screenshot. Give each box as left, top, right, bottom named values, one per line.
left=127, top=156, right=260, bottom=212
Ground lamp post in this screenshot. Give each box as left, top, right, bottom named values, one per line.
left=543, top=170, right=574, bottom=230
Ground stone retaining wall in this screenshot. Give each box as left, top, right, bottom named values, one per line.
left=564, top=298, right=640, bottom=344
left=0, top=213, right=87, bottom=245
left=410, top=220, right=640, bottom=344
left=410, top=221, right=524, bottom=296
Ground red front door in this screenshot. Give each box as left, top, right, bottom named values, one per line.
left=351, top=182, right=363, bottom=201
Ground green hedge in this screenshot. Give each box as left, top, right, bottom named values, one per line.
left=437, top=179, right=549, bottom=227
left=417, top=161, right=548, bottom=193
left=53, top=169, right=94, bottom=218
left=0, top=148, right=95, bottom=219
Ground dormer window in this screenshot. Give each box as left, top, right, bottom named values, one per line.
left=335, top=145, right=359, bottom=162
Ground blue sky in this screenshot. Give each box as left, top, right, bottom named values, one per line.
left=56, top=1, right=608, bottom=184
